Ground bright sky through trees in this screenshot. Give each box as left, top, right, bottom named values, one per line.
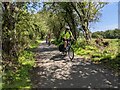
left=90, top=2, right=118, bottom=32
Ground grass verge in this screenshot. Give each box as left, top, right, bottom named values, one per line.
left=2, top=40, right=41, bottom=89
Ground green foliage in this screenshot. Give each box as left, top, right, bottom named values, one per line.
left=52, top=38, right=63, bottom=46
left=29, top=40, right=41, bottom=49
left=18, top=51, right=35, bottom=65
left=73, top=38, right=87, bottom=49
left=2, top=37, right=41, bottom=88
left=2, top=2, right=43, bottom=88
left=74, top=38, right=120, bottom=70
left=44, top=2, right=107, bottom=41
left=2, top=2, right=119, bottom=88
left=92, top=29, right=120, bottom=39
left=2, top=50, right=35, bottom=88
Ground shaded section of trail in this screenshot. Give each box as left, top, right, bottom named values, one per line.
left=29, top=41, right=119, bottom=88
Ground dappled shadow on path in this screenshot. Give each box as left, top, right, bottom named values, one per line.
left=50, top=54, right=66, bottom=61
left=27, top=46, right=58, bottom=53
left=36, top=47, right=58, bottom=53
left=26, top=42, right=58, bottom=53
left=30, top=59, right=119, bottom=88
left=29, top=42, right=119, bottom=88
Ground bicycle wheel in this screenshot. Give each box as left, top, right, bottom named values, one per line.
left=68, top=47, right=74, bottom=61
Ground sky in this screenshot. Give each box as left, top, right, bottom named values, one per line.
left=90, top=2, right=118, bottom=32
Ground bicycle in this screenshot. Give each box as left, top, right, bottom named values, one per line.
left=48, top=40, right=51, bottom=46
left=46, top=37, right=51, bottom=46
left=59, top=39, right=74, bottom=61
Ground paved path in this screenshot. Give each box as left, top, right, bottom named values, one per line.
left=29, top=41, right=119, bottom=88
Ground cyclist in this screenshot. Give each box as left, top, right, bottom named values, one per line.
left=62, top=26, right=74, bottom=51
left=45, top=35, right=48, bottom=44
left=47, top=33, right=51, bottom=46
left=46, top=32, right=51, bottom=46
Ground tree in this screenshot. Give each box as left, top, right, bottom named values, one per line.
left=70, top=2, right=107, bottom=42
left=2, top=2, right=43, bottom=85
left=43, top=2, right=79, bottom=40
left=43, top=2, right=107, bottom=42
left=92, top=29, right=120, bottom=39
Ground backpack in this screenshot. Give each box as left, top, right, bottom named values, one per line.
left=59, top=44, right=65, bottom=52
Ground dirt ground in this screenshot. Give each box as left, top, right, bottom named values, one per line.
left=29, top=41, right=119, bottom=88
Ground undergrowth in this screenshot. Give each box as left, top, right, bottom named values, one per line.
left=2, top=40, right=41, bottom=89
left=73, top=38, right=120, bottom=71
left=53, top=38, right=120, bottom=71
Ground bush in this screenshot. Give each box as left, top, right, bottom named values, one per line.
left=91, top=53, right=101, bottom=58
left=73, top=39, right=87, bottom=49
left=52, top=38, right=62, bottom=46
left=92, top=57, right=101, bottom=62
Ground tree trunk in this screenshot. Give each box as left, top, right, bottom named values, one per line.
left=82, top=24, right=91, bottom=43
left=64, top=6, right=77, bottom=40
left=40, top=32, right=44, bottom=39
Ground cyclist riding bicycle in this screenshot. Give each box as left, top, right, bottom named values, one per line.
left=61, top=26, right=74, bottom=51
left=46, top=32, right=51, bottom=46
